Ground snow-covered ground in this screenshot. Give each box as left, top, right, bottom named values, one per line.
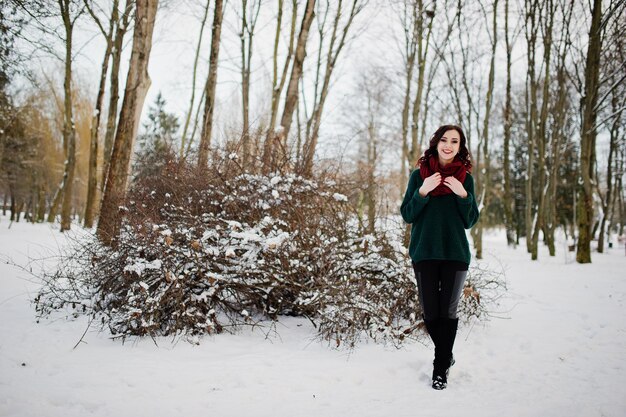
left=1, top=218, right=625, bottom=417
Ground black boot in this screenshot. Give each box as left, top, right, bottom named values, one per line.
left=431, top=318, right=459, bottom=390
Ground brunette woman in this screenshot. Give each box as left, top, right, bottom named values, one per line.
left=400, top=124, right=479, bottom=390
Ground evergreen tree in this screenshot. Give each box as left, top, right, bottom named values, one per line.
left=133, top=92, right=180, bottom=182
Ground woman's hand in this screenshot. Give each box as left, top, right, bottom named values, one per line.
left=443, top=176, right=468, bottom=198
left=419, top=172, right=442, bottom=197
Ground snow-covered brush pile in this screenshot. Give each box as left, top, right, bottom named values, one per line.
left=35, top=154, right=501, bottom=347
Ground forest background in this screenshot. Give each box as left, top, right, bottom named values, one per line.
left=0, top=0, right=624, bottom=265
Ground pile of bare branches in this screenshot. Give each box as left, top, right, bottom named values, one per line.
left=35, top=152, right=503, bottom=347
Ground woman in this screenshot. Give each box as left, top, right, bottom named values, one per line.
left=400, top=124, right=479, bottom=390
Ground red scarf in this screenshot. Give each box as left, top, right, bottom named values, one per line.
left=419, top=156, right=467, bottom=196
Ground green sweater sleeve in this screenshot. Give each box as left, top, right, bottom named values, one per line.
left=455, top=174, right=480, bottom=229
left=400, top=169, right=430, bottom=224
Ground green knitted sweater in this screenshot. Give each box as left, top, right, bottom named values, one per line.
left=400, top=168, right=480, bottom=265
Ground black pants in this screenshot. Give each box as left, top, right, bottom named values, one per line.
left=413, top=260, right=468, bottom=378
left=412, top=260, right=468, bottom=321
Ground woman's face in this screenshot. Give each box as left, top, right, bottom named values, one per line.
left=437, top=129, right=461, bottom=166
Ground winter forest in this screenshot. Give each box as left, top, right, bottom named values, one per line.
left=0, top=0, right=626, bottom=414
left=2, top=0, right=625, bottom=260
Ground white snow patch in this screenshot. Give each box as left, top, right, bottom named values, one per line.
left=123, top=258, right=163, bottom=277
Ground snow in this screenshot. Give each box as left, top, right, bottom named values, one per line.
left=123, top=258, right=163, bottom=277
left=1, top=219, right=626, bottom=416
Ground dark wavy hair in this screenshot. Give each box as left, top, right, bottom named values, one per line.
left=416, top=124, right=472, bottom=172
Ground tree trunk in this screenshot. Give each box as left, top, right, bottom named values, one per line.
left=366, top=119, right=377, bottom=234
left=546, top=0, right=574, bottom=257
left=503, top=0, right=515, bottom=246
left=597, top=92, right=619, bottom=253
left=240, top=0, right=260, bottom=167
left=400, top=15, right=416, bottom=178
left=37, top=185, right=46, bottom=222
left=84, top=0, right=118, bottom=228
left=409, top=0, right=436, bottom=168
left=524, top=0, right=539, bottom=253
left=278, top=0, right=316, bottom=145
left=400, top=1, right=419, bottom=248
left=59, top=0, right=78, bottom=232
left=262, top=0, right=297, bottom=173
left=9, top=187, right=16, bottom=221
left=241, top=0, right=250, bottom=165
left=530, top=0, right=554, bottom=260
left=576, top=0, right=602, bottom=264
left=301, top=0, right=362, bottom=177
left=102, top=0, right=132, bottom=190
left=46, top=178, right=64, bottom=222
left=197, top=0, right=224, bottom=169
left=476, top=0, right=498, bottom=260
left=97, top=0, right=158, bottom=246
left=180, top=0, right=210, bottom=160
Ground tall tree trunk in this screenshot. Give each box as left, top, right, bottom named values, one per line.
left=101, top=0, right=132, bottom=190
left=400, top=4, right=417, bottom=175
left=84, top=0, right=118, bottom=228
left=615, top=155, right=624, bottom=236
left=366, top=120, right=377, bottom=234
left=408, top=0, right=436, bottom=167
left=180, top=0, right=210, bottom=160
left=471, top=0, right=498, bottom=260
left=502, top=0, right=515, bottom=246
left=301, top=0, right=363, bottom=177
left=278, top=0, right=316, bottom=146
left=97, top=0, right=158, bottom=246
left=524, top=0, right=539, bottom=253
left=197, top=0, right=224, bottom=169
left=530, top=0, right=554, bottom=260
left=400, top=1, right=418, bottom=247
left=59, top=0, right=78, bottom=232
left=240, top=0, right=260, bottom=166
left=241, top=0, right=250, bottom=165
left=597, top=92, right=620, bottom=253
left=576, top=0, right=602, bottom=264
left=262, top=0, right=297, bottom=173
left=545, top=0, right=574, bottom=257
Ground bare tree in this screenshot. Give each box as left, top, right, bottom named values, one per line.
left=83, top=0, right=118, bottom=229
left=347, top=67, right=392, bottom=235
left=396, top=0, right=452, bottom=184
left=277, top=0, right=316, bottom=153
left=97, top=0, right=158, bottom=246
left=397, top=1, right=418, bottom=181
left=57, top=0, right=83, bottom=231
left=180, top=0, right=210, bottom=160
left=596, top=7, right=626, bottom=253
left=300, top=0, right=366, bottom=176
left=502, top=0, right=516, bottom=246
left=544, top=0, right=575, bottom=256
left=528, top=0, right=555, bottom=260
left=469, top=0, right=498, bottom=260
left=407, top=0, right=436, bottom=169
left=262, top=0, right=297, bottom=172
left=197, top=0, right=225, bottom=169
left=576, top=0, right=603, bottom=263
left=523, top=0, right=540, bottom=254
left=101, top=0, right=133, bottom=189
left=239, top=0, right=261, bottom=166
